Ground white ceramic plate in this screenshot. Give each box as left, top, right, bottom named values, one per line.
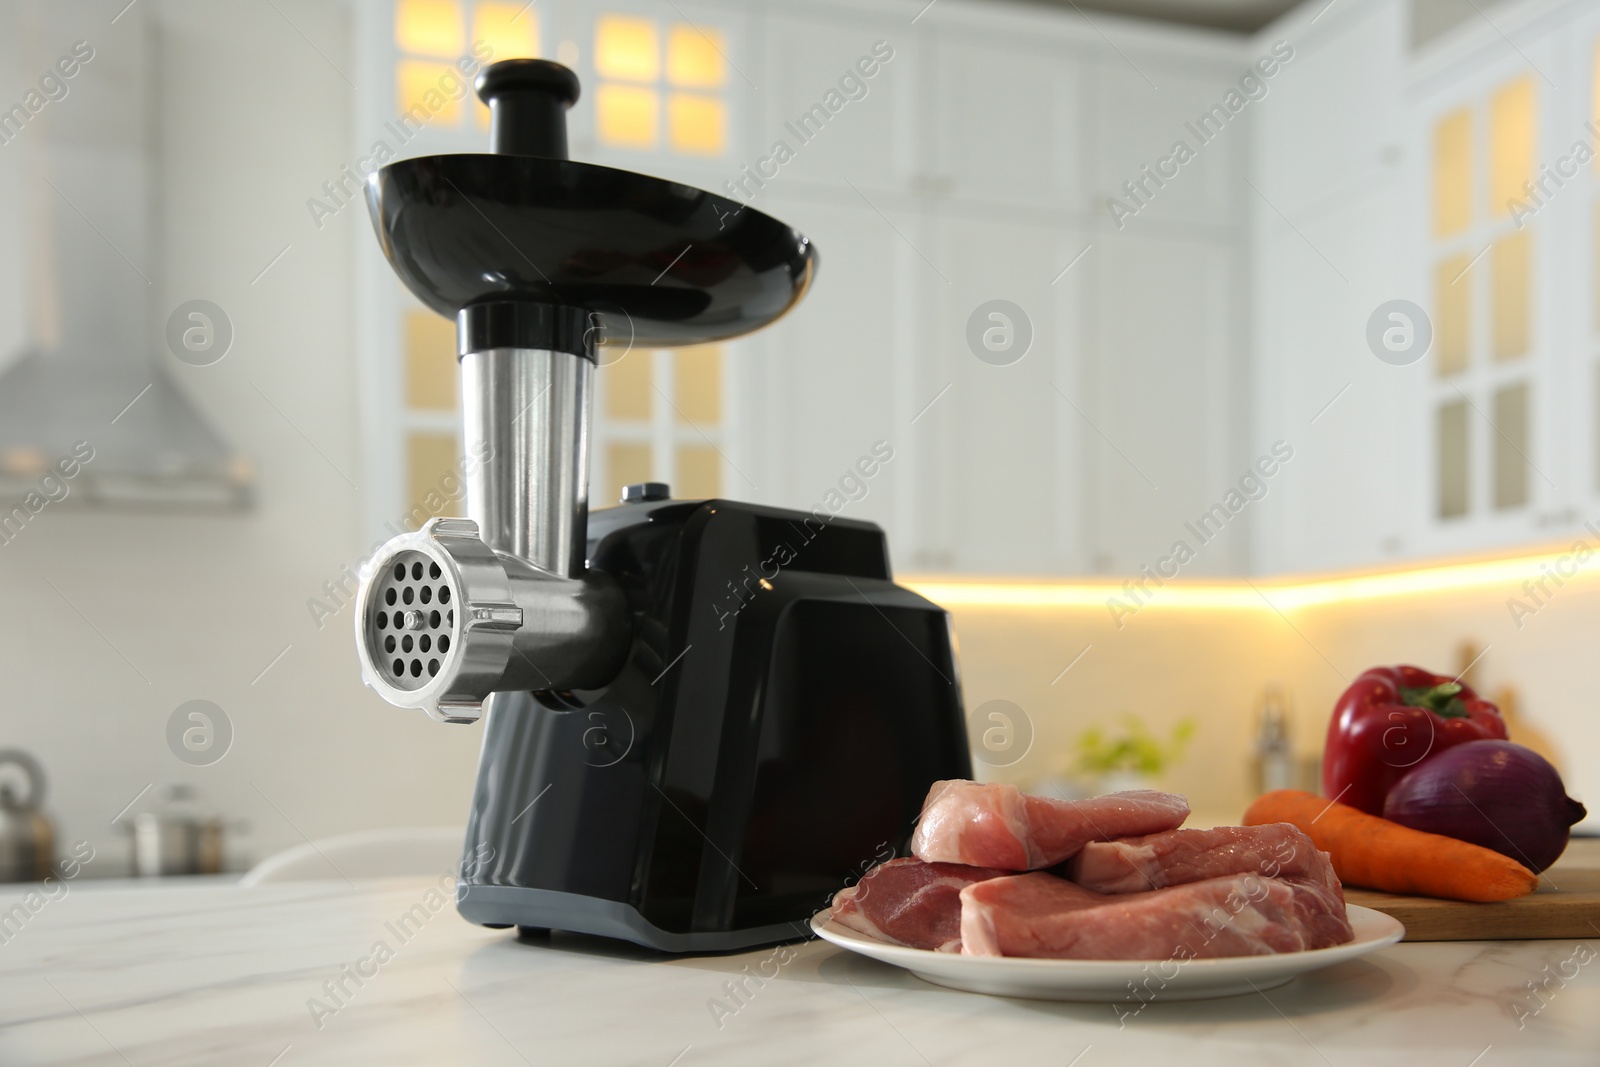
left=810, top=904, right=1404, bottom=1002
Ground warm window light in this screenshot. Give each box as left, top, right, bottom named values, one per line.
left=473, top=3, right=537, bottom=60
left=1432, top=108, right=1471, bottom=238
left=470, top=3, right=537, bottom=129
left=606, top=442, right=652, bottom=505
left=603, top=350, right=652, bottom=421
left=408, top=432, right=463, bottom=518
left=668, top=93, right=726, bottom=155
left=673, top=346, right=722, bottom=423
left=397, top=59, right=462, bottom=124
left=1587, top=38, right=1600, bottom=167
left=1433, top=253, right=1470, bottom=376
left=396, top=0, right=463, bottom=58
left=667, top=25, right=726, bottom=88
left=596, top=15, right=660, bottom=82
left=676, top=445, right=721, bottom=498
left=1489, top=76, right=1535, bottom=217
left=1595, top=39, right=1600, bottom=171
left=597, top=83, right=659, bottom=148
left=1491, top=229, right=1531, bottom=360
left=404, top=309, right=457, bottom=410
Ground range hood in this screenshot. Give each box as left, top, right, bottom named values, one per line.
left=0, top=1, right=250, bottom=510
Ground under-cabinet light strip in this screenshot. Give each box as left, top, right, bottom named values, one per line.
left=904, top=543, right=1600, bottom=612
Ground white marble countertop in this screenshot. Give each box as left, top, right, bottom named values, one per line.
left=1, top=877, right=1596, bottom=1067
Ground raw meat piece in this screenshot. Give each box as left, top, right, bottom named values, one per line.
left=959, top=871, right=1354, bottom=959
left=911, top=780, right=1190, bottom=870
left=1278, top=874, right=1356, bottom=950
left=828, top=858, right=1009, bottom=952
left=1069, top=823, right=1341, bottom=897
left=1067, top=823, right=1352, bottom=947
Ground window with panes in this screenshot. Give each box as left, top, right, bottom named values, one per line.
left=1429, top=74, right=1536, bottom=521
left=388, top=0, right=734, bottom=523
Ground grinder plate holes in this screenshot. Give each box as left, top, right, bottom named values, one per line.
left=368, top=550, right=456, bottom=690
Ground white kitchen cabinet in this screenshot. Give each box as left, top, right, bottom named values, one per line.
left=1248, top=4, right=1400, bottom=221
left=737, top=3, right=1256, bottom=577
left=1250, top=179, right=1414, bottom=574
left=1088, top=54, right=1246, bottom=231
left=904, top=214, right=1086, bottom=575
left=929, top=32, right=1086, bottom=213
left=1251, top=0, right=1596, bottom=574
left=742, top=195, right=909, bottom=541
left=1247, top=0, right=1411, bottom=576
left=720, top=3, right=1256, bottom=578
left=352, top=0, right=1257, bottom=579
left=1402, top=16, right=1586, bottom=562
left=756, top=10, right=921, bottom=195
left=342, top=0, right=1600, bottom=579
left=1086, top=230, right=1242, bottom=576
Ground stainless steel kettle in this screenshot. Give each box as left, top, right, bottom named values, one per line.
left=0, top=750, right=54, bottom=882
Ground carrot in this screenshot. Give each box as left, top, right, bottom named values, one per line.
left=1244, top=789, right=1537, bottom=903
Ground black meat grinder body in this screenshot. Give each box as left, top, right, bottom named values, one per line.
left=355, top=60, right=971, bottom=952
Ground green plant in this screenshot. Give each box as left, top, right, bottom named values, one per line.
left=1075, top=715, right=1196, bottom=777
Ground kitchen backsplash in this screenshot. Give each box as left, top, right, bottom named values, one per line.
left=921, top=552, right=1598, bottom=829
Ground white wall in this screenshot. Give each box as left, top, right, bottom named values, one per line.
left=945, top=557, right=1596, bottom=830
left=943, top=599, right=1311, bottom=823
left=0, top=0, right=482, bottom=877
left=0, top=9, right=26, bottom=371
left=1293, top=572, right=1597, bottom=829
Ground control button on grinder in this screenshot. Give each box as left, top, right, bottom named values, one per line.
left=621, top=482, right=670, bottom=504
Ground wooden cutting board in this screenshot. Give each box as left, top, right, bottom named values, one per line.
left=1343, top=837, right=1600, bottom=941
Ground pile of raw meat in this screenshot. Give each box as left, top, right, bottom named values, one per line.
left=828, top=780, right=1355, bottom=959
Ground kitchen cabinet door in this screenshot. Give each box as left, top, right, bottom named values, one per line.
left=1089, top=56, right=1244, bottom=231
left=1244, top=0, right=1411, bottom=574
left=1250, top=0, right=1594, bottom=572
left=907, top=214, right=1086, bottom=574
left=1249, top=181, right=1414, bottom=575
left=929, top=33, right=1084, bottom=213
left=756, top=12, right=920, bottom=195
left=1401, top=31, right=1581, bottom=563
left=1088, top=232, right=1241, bottom=577
left=741, top=195, right=911, bottom=546
left=568, top=0, right=756, bottom=193
left=1249, top=3, right=1403, bottom=222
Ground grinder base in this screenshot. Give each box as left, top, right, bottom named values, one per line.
left=459, top=885, right=807, bottom=953
left=453, top=495, right=972, bottom=953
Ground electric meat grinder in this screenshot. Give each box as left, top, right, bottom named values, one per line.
left=354, top=59, right=972, bottom=952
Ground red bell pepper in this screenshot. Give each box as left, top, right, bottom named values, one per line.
left=1322, top=665, right=1508, bottom=816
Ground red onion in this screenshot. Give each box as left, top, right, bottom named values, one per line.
left=1382, top=740, right=1586, bottom=873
